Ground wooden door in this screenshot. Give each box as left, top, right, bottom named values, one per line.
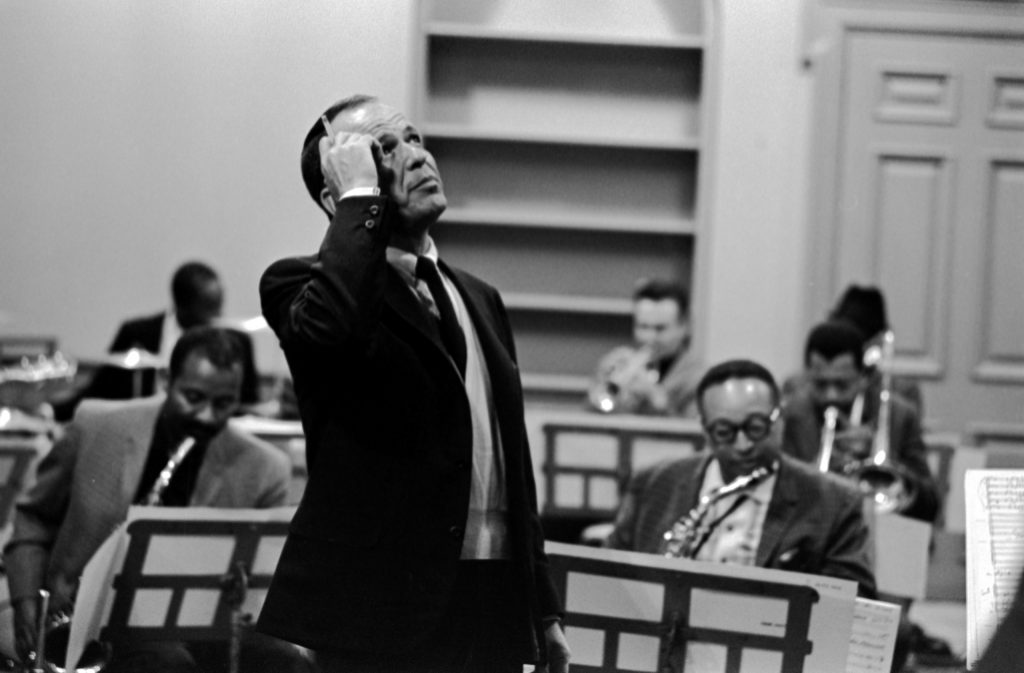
left=808, top=1, right=1024, bottom=434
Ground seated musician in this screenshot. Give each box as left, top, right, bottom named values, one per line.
left=586, top=278, right=702, bottom=416
left=3, top=327, right=309, bottom=673
left=784, top=285, right=924, bottom=418
left=61, top=261, right=261, bottom=419
left=606, top=358, right=876, bottom=597
left=781, top=320, right=938, bottom=523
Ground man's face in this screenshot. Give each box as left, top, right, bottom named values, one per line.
left=700, top=377, right=781, bottom=482
left=331, top=102, right=447, bottom=228
left=176, top=280, right=223, bottom=330
left=633, top=298, right=688, bottom=363
left=807, top=352, right=865, bottom=416
left=163, top=352, right=241, bottom=442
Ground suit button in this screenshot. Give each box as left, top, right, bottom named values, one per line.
left=369, top=205, right=380, bottom=216
left=364, top=219, right=376, bottom=229
left=449, top=526, right=463, bottom=539
left=456, top=460, right=469, bottom=470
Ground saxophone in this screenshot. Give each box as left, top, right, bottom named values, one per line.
left=661, top=464, right=776, bottom=559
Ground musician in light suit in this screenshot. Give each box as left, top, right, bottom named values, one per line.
left=606, top=359, right=876, bottom=597
left=4, top=327, right=301, bottom=673
left=256, top=95, right=569, bottom=673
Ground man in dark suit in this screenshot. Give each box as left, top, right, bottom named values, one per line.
left=4, top=327, right=303, bottom=673
left=256, top=95, right=570, bottom=673
left=606, top=359, right=875, bottom=597
left=781, top=320, right=938, bottom=523
left=80, top=261, right=260, bottom=409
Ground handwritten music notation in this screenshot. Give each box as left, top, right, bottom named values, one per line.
left=965, top=470, right=1024, bottom=668
left=845, top=598, right=900, bottom=673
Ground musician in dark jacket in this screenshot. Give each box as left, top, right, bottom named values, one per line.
left=607, top=359, right=875, bottom=597
left=256, top=95, right=569, bottom=673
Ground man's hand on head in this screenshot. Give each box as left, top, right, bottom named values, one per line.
left=319, top=132, right=382, bottom=200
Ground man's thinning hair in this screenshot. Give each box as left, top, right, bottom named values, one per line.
left=633, top=278, right=690, bottom=319
left=168, top=326, right=245, bottom=382
left=300, top=94, right=379, bottom=215
left=696, top=359, right=780, bottom=416
left=171, top=261, right=220, bottom=309
left=804, top=320, right=867, bottom=371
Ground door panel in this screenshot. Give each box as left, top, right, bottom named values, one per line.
left=832, top=28, right=1024, bottom=431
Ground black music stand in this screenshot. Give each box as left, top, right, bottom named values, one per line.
left=546, top=542, right=845, bottom=673
left=71, top=513, right=290, bottom=673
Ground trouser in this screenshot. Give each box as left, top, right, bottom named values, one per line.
left=102, top=628, right=315, bottom=673
left=317, top=560, right=527, bottom=673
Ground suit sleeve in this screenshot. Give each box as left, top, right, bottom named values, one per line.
left=892, top=405, right=938, bottom=523
left=491, top=291, right=563, bottom=620
left=819, top=489, right=877, bottom=598
left=3, top=423, right=81, bottom=602
left=260, top=196, right=391, bottom=351
left=255, top=443, right=292, bottom=509
left=605, top=468, right=651, bottom=552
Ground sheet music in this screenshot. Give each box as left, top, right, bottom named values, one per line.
left=965, top=469, right=1024, bottom=668
left=845, top=598, right=900, bottom=673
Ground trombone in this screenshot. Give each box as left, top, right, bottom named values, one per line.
left=816, top=330, right=916, bottom=513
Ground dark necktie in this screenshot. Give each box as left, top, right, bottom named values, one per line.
left=416, top=256, right=467, bottom=377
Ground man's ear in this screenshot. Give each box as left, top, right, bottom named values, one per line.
left=319, top=187, right=337, bottom=217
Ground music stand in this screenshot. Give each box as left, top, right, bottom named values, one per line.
left=545, top=542, right=865, bottom=673
left=68, top=507, right=292, bottom=673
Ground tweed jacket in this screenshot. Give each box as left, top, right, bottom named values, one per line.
left=256, top=196, right=559, bottom=657
left=781, top=390, right=938, bottom=522
left=4, top=396, right=290, bottom=603
left=606, top=452, right=876, bottom=596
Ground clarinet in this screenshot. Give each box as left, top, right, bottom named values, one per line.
left=660, top=464, right=776, bottom=559
left=142, top=437, right=197, bottom=506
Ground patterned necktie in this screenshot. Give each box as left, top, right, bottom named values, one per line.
left=416, top=256, right=467, bottom=377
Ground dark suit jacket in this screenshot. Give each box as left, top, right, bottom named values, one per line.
left=606, top=453, right=876, bottom=596
left=781, top=390, right=939, bottom=522
left=256, top=196, right=559, bottom=658
left=4, top=396, right=290, bottom=604
left=85, top=312, right=260, bottom=404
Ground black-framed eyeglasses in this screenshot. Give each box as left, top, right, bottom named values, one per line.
left=703, top=408, right=780, bottom=445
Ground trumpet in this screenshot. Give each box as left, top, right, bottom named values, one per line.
left=590, top=346, right=655, bottom=413
left=19, top=591, right=109, bottom=673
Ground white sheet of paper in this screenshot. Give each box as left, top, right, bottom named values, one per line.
left=965, top=469, right=1024, bottom=668
left=547, top=542, right=858, bottom=673
left=67, top=523, right=129, bottom=670
left=873, top=512, right=931, bottom=598
left=844, top=597, right=901, bottom=673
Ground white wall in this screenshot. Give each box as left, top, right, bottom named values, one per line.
left=702, top=0, right=815, bottom=381
left=0, top=0, right=814, bottom=381
left=0, top=0, right=416, bottom=370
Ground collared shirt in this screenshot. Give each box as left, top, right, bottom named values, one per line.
left=692, top=459, right=777, bottom=566
left=158, top=307, right=182, bottom=360
left=386, top=239, right=508, bottom=560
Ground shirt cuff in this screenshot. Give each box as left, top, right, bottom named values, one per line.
left=340, top=186, right=381, bottom=200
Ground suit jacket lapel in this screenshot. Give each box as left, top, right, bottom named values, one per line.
left=119, top=401, right=162, bottom=506
left=756, top=458, right=800, bottom=566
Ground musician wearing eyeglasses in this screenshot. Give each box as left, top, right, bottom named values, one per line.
left=606, top=359, right=876, bottom=596
left=781, top=320, right=939, bottom=523
left=3, top=327, right=305, bottom=673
